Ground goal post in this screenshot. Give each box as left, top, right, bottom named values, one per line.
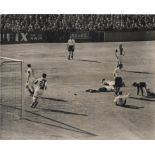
left=0, top=56, right=24, bottom=119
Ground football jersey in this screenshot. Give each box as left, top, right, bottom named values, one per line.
left=103, top=80, right=115, bottom=86
left=104, top=85, right=114, bottom=91
left=35, top=78, right=47, bottom=90
left=67, top=39, right=75, bottom=46
left=27, top=68, right=34, bottom=79
left=113, top=68, right=122, bottom=77
left=114, top=94, right=129, bottom=105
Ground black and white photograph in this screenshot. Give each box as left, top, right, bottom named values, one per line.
left=1, top=14, right=155, bottom=140
left=0, top=1, right=155, bottom=154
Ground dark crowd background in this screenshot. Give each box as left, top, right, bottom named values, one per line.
left=1, top=14, right=155, bottom=33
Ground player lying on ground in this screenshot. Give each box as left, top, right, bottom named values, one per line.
left=102, top=78, right=125, bottom=87
left=25, top=64, right=35, bottom=96
left=31, top=73, right=47, bottom=108
left=86, top=78, right=115, bottom=93
left=113, top=64, right=124, bottom=96
left=102, top=78, right=115, bottom=86
left=114, top=91, right=130, bottom=106
left=132, top=82, right=147, bottom=96
left=115, top=44, right=125, bottom=68
left=67, top=36, right=75, bottom=60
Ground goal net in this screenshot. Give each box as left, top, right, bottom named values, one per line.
left=0, top=56, right=24, bottom=120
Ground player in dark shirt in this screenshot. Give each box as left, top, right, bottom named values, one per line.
left=132, top=82, right=147, bottom=96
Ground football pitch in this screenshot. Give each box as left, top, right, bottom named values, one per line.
left=0, top=41, right=155, bottom=139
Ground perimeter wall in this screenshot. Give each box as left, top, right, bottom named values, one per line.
left=1, top=31, right=155, bottom=44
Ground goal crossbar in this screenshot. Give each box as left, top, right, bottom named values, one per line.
left=0, top=56, right=23, bottom=62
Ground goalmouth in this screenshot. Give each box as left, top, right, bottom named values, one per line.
left=0, top=56, right=24, bottom=119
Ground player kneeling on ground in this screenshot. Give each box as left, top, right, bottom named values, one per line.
left=31, top=73, right=47, bottom=108
left=132, top=82, right=147, bottom=96
left=114, top=91, right=129, bottom=106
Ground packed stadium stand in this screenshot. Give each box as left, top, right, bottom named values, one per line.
left=1, top=14, right=155, bottom=33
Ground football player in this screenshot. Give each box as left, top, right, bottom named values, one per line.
left=31, top=73, right=47, bottom=108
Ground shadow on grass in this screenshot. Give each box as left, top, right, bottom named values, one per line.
left=129, top=96, right=155, bottom=102
left=24, top=118, right=94, bottom=136
left=0, top=104, right=96, bottom=136
left=25, top=110, right=96, bottom=136
left=40, top=97, right=67, bottom=102
left=122, top=104, right=144, bottom=109
left=77, top=59, right=101, bottom=63
left=124, top=70, right=153, bottom=74
left=39, top=108, right=88, bottom=116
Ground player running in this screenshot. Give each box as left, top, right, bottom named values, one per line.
left=115, top=44, right=125, bottom=68
left=25, top=64, right=35, bottom=96
left=67, top=36, right=75, bottom=60
left=31, top=73, right=47, bottom=108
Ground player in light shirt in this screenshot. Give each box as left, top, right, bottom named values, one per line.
left=102, top=78, right=115, bottom=87
left=67, top=36, right=75, bottom=60
left=114, top=91, right=129, bottom=106
left=31, top=73, right=47, bottom=108
left=113, top=64, right=123, bottom=95
left=115, top=44, right=125, bottom=68
left=25, top=64, right=35, bottom=96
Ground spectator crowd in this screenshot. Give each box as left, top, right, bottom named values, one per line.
left=1, top=14, right=155, bottom=33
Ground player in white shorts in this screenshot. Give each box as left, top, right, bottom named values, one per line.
left=67, top=36, right=75, bottom=60
left=25, top=64, right=35, bottom=96
left=31, top=73, right=47, bottom=108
